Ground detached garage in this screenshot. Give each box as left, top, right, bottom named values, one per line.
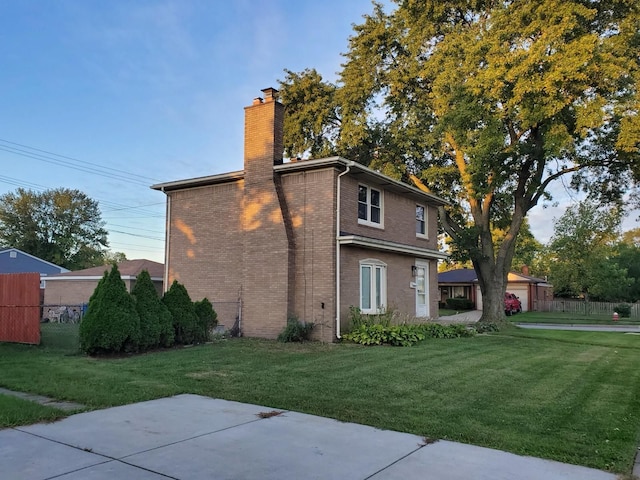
left=475, top=270, right=552, bottom=312
left=440, top=267, right=552, bottom=312
left=43, top=259, right=164, bottom=315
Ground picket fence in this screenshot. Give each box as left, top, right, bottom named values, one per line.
left=534, top=299, right=640, bottom=317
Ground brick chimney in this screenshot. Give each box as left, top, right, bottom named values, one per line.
left=244, top=87, right=284, bottom=179
left=242, top=88, right=291, bottom=338
left=521, top=265, right=530, bottom=276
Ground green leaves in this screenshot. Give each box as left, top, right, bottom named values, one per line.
left=0, top=187, right=108, bottom=270
left=343, top=322, right=474, bottom=346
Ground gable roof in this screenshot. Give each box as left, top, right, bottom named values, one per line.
left=45, top=259, right=164, bottom=280
left=0, top=248, right=69, bottom=275
left=151, top=157, right=448, bottom=207
left=438, top=268, right=478, bottom=283
left=438, top=268, right=550, bottom=286
left=507, top=271, right=550, bottom=285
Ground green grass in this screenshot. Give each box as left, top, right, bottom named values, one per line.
left=40, top=323, right=80, bottom=352
left=438, top=308, right=459, bottom=316
left=1, top=333, right=640, bottom=473
left=0, top=394, right=66, bottom=427
left=512, top=311, right=640, bottom=325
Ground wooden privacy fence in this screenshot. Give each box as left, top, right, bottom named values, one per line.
left=535, top=299, right=640, bottom=317
left=0, top=272, right=41, bottom=344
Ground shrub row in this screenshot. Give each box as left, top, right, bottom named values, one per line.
left=445, top=297, right=474, bottom=310
left=343, top=322, right=475, bottom=347
left=79, top=266, right=217, bottom=355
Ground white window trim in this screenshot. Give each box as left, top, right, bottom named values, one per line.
left=358, top=184, right=384, bottom=229
left=359, top=258, right=387, bottom=314
left=416, top=204, right=428, bottom=239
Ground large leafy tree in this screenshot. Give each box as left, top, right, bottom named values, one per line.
left=281, top=0, right=640, bottom=322
left=613, top=228, right=640, bottom=302
left=0, top=188, right=109, bottom=270
left=548, top=201, right=630, bottom=301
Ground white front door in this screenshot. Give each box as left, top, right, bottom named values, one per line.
left=415, top=261, right=429, bottom=317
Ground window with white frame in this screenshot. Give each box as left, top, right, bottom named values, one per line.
left=358, top=184, right=383, bottom=227
left=416, top=205, right=427, bottom=238
left=360, top=259, right=387, bottom=314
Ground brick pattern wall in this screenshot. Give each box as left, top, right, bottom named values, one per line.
left=339, top=176, right=439, bottom=251
left=167, top=183, right=245, bottom=306
left=281, top=168, right=337, bottom=342
left=241, top=96, right=290, bottom=338
left=44, top=278, right=163, bottom=306
left=45, top=280, right=104, bottom=306
left=338, top=175, right=441, bottom=330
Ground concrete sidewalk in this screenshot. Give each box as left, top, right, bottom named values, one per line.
left=0, top=394, right=616, bottom=480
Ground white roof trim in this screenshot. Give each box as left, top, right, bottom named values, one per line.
left=338, top=235, right=449, bottom=260
left=44, top=275, right=163, bottom=281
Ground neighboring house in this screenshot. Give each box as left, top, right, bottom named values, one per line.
left=438, top=267, right=553, bottom=312
left=0, top=248, right=69, bottom=277
left=438, top=268, right=479, bottom=307
left=152, top=87, right=448, bottom=342
left=43, top=259, right=164, bottom=308
left=0, top=248, right=69, bottom=305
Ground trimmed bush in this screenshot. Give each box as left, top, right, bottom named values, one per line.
left=614, top=304, right=632, bottom=318
left=162, top=280, right=200, bottom=345
left=131, top=270, right=174, bottom=350
left=445, top=297, right=474, bottom=310
left=277, top=317, right=314, bottom=342
left=194, top=298, right=218, bottom=343
left=79, top=264, right=141, bottom=355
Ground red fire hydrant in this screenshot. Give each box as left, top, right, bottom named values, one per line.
left=613, top=312, right=619, bottom=321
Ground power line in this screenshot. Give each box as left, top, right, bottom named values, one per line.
left=0, top=174, right=164, bottom=217
left=0, top=138, right=163, bottom=185
left=108, top=223, right=164, bottom=234
left=110, top=229, right=164, bottom=241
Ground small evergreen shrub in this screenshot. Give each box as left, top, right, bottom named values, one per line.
left=445, top=297, right=474, bottom=310
left=162, top=280, right=200, bottom=345
left=277, top=317, right=314, bottom=342
left=614, top=304, right=632, bottom=318
left=79, top=265, right=141, bottom=355
left=131, top=270, right=174, bottom=350
left=194, top=297, right=218, bottom=343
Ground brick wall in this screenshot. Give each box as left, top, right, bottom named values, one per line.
left=339, top=176, right=439, bottom=251
left=44, top=279, right=101, bottom=305
left=281, top=168, right=337, bottom=342
left=167, top=182, right=245, bottom=306
left=241, top=91, right=290, bottom=338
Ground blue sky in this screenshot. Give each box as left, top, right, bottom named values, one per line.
left=1, top=1, right=635, bottom=264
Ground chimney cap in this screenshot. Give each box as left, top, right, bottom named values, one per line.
left=261, top=87, right=278, bottom=102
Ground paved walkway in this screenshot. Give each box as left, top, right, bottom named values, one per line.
left=0, top=387, right=84, bottom=412
left=0, top=394, right=617, bottom=480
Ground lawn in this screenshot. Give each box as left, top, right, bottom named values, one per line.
left=512, top=311, right=640, bottom=325
left=0, top=394, right=66, bottom=428
left=1, top=331, right=640, bottom=474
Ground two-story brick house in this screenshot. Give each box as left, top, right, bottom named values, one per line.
left=152, top=88, right=447, bottom=342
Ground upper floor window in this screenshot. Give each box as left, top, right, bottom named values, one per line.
left=358, top=185, right=383, bottom=228
left=416, top=205, right=427, bottom=238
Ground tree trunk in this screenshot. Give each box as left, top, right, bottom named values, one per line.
left=474, top=257, right=508, bottom=323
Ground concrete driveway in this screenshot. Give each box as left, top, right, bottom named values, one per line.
left=0, top=394, right=616, bottom=480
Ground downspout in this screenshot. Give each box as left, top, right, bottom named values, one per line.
left=336, top=162, right=354, bottom=339
left=161, top=187, right=170, bottom=292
